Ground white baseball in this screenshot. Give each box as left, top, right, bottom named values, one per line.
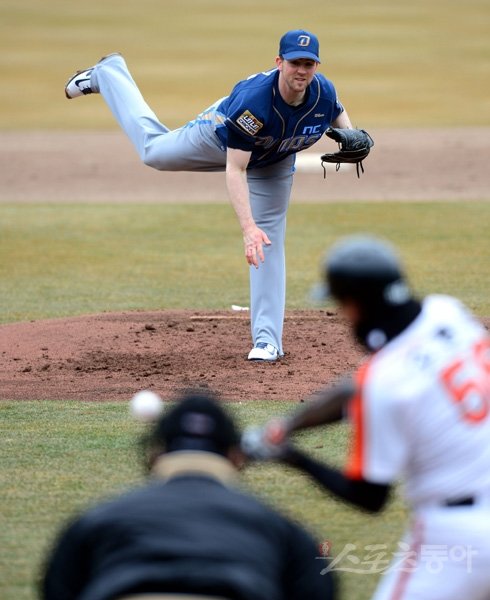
left=129, top=390, right=164, bottom=422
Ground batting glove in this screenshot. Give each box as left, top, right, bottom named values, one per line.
left=241, top=425, right=289, bottom=461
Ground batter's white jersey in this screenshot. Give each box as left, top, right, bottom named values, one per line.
left=344, top=295, right=490, bottom=600
left=346, top=294, right=490, bottom=508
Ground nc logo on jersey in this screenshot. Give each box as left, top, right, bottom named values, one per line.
left=298, top=35, right=311, bottom=47
left=302, top=125, right=321, bottom=135
left=236, top=110, right=264, bottom=136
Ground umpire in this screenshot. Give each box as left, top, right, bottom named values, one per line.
left=41, top=391, right=334, bottom=600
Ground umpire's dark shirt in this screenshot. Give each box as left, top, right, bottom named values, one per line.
left=42, top=451, right=333, bottom=600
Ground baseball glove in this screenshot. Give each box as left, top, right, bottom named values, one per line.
left=321, top=127, right=374, bottom=178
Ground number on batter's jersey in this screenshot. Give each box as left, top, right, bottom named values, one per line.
left=441, top=338, right=490, bottom=423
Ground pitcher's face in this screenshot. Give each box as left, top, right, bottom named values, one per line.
left=276, top=57, right=318, bottom=95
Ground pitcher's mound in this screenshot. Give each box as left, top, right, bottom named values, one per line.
left=0, top=310, right=365, bottom=402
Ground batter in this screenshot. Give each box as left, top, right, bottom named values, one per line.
left=65, top=30, right=353, bottom=361
left=245, top=235, right=490, bottom=599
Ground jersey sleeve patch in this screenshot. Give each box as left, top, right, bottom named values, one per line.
left=235, top=110, right=264, bottom=136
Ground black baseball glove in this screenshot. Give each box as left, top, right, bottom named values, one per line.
left=321, top=127, right=374, bottom=178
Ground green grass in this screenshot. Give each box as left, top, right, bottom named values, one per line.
left=0, top=401, right=407, bottom=600
left=1, top=202, right=490, bottom=324
left=1, top=0, right=489, bottom=128
left=1, top=201, right=489, bottom=599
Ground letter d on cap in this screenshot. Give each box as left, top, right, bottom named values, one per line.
left=298, top=35, right=311, bottom=47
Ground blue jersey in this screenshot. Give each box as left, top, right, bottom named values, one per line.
left=214, top=68, right=343, bottom=169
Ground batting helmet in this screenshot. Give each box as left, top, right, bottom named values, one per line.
left=323, top=235, right=411, bottom=308
left=313, top=235, right=419, bottom=350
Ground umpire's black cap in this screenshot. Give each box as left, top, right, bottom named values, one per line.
left=312, top=234, right=412, bottom=308
left=151, top=391, right=240, bottom=456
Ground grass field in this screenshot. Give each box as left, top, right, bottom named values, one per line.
left=1, top=202, right=490, bottom=324
left=1, top=0, right=489, bottom=129
left=1, top=200, right=490, bottom=599
left=1, top=401, right=407, bottom=600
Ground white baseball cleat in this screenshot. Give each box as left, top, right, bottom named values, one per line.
left=248, top=342, right=279, bottom=362
left=64, top=53, right=122, bottom=99
left=65, top=67, right=96, bottom=99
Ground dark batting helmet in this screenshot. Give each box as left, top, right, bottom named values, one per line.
left=323, top=235, right=411, bottom=308
left=313, top=235, right=419, bottom=350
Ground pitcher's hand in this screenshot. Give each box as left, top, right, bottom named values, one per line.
left=243, top=225, right=271, bottom=268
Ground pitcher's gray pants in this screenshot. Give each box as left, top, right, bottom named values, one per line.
left=92, top=55, right=294, bottom=354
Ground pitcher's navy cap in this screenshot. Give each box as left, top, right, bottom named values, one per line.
left=279, top=30, right=320, bottom=63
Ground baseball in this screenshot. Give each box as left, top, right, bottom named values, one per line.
left=129, top=390, right=164, bottom=422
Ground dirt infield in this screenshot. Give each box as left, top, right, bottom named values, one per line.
left=2, top=128, right=490, bottom=203
left=2, top=309, right=488, bottom=402
left=0, top=310, right=365, bottom=402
